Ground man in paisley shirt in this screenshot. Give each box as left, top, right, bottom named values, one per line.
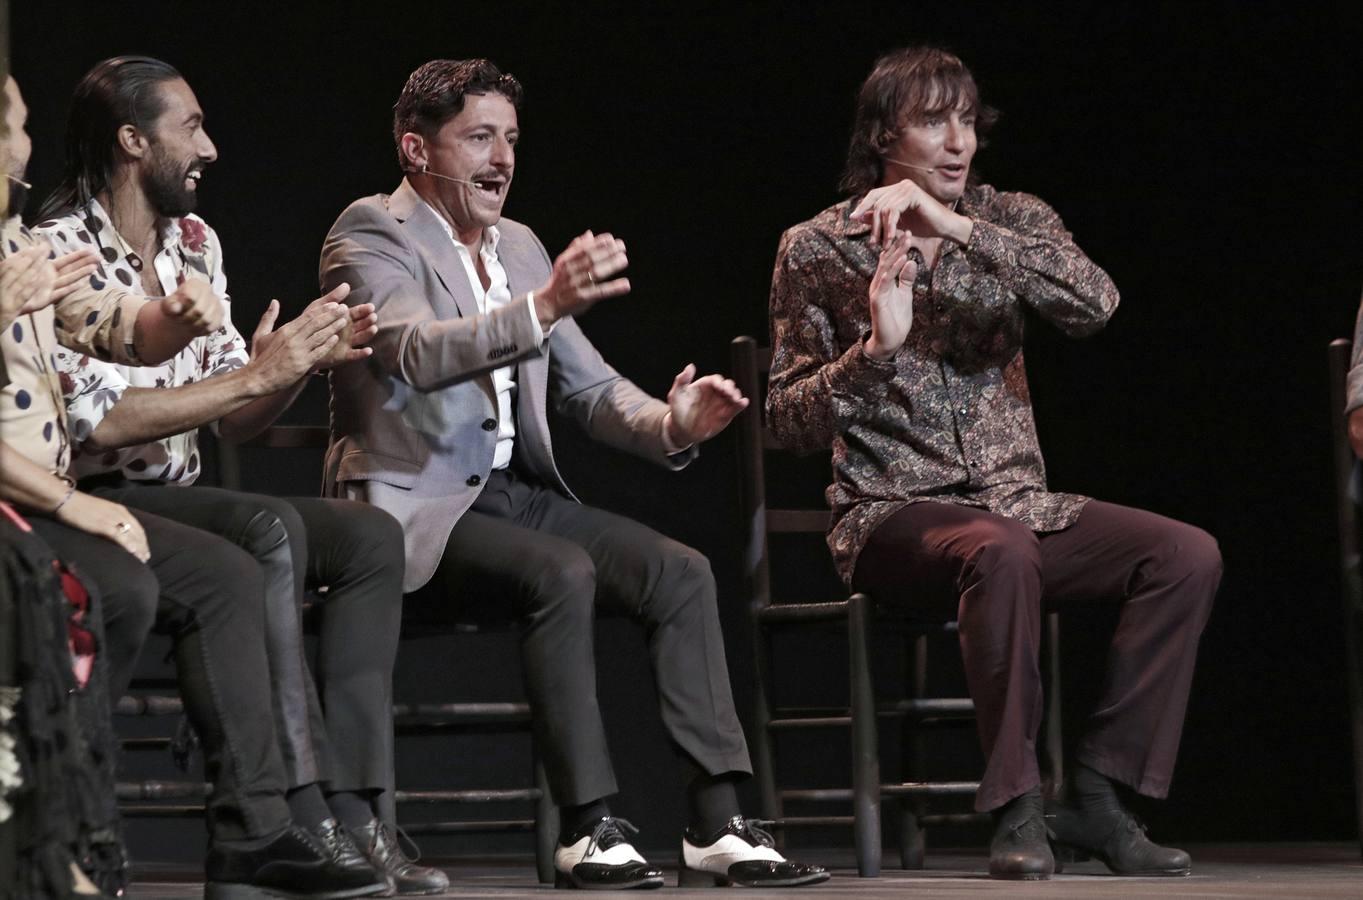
left=2, top=74, right=392, bottom=899
left=35, top=57, right=446, bottom=893
left=767, top=48, right=1222, bottom=880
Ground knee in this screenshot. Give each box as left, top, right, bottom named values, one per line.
left=523, top=546, right=597, bottom=621
left=237, top=504, right=298, bottom=561
left=649, top=544, right=716, bottom=621
left=103, top=562, right=159, bottom=637
left=964, top=524, right=1042, bottom=588
left=351, top=506, right=406, bottom=577
left=1150, top=522, right=1223, bottom=596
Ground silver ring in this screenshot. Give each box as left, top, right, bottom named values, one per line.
left=116, top=521, right=132, bottom=535
left=587, top=271, right=596, bottom=286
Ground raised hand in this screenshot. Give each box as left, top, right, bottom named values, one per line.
left=851, top=178, right=972, bottom=245
left=50, top=248, right=103, bottom=304
left=665, top=363, right=749, bottom=446
left=312, top=301, right=377, bottom=370
left=248, top=283, right=352, bottom=391
left=162, top=277, right=226, bottom=335
left=864, top=231, right=916, bottom=361
left=534, top=230, right=630, bottom=326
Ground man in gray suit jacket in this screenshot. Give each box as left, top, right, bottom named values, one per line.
left=319, top=59, right=826, bottom=890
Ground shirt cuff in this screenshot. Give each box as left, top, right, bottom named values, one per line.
left=524, top=291, right=554, bottom=345
left=660, top=411, right=693, bottom=456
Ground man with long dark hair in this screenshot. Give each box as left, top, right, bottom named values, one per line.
left=766, top=47, right=1221, bottom=880
left=4, top=73, right=391, bottom=900
left=35, top=57, right=443, bottom=894
left=320, top=58, right=828, bottom=889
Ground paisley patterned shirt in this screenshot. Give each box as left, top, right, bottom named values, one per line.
left=35, top=201, right=248, bottom=484
left=767, top=183, right=1120, bottom=584
left=0, top=215, right=146, bottom=475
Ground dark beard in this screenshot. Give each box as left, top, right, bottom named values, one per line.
left=141, top=148, right=197, bottom=219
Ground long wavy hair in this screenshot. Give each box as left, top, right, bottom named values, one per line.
left=36, top=56, right=182, bottom=221
left=838, top=47, right=997, bottom=198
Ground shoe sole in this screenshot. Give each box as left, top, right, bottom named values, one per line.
left=206, top=880, right=389, bottom=900
left=554, top=871, right=665, bottom=890
left=678, top=867, right=832, bottom=888
left=1053, top=843, right=1191, bottom=877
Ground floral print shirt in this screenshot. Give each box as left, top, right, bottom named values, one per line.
left=767, top=183, right=1120, bottom=584
left=35, top=201, right=248, bottom=484
left=0, top=215, right=146, bottom=475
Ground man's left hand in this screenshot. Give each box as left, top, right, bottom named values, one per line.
left=665, top=363, right=749, bottom=447
left=313, top=302, right=378, bottom=370
left=850, top=178, right=973, bottom=246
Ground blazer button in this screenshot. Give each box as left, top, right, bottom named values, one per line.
left=466, top=474, right=482, bottom=487
left=482, top=418, right=497, bottom=431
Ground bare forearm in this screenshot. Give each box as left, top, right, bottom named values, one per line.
left=0, top=441, right=71, bottom=512
left=133, top=301, right=199, bottom=364
left=218, top=376, right=308, bottom=443
left=86, top=367, right=269, bottom=452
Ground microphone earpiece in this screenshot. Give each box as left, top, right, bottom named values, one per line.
left=5, top=173, right=32, bottom=189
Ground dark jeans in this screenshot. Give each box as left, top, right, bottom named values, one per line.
left=853, top=499, right=1221, bottom=812
left=87, top=481, right=405, bottom=795
left=414, top=468, right=751, bottom=807
left=29, top=512, right=289, bottom=841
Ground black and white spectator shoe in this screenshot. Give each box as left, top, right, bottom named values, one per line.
left=553, top=817, right=665, bottom=890
left=678, top=817, right=830, bottom=887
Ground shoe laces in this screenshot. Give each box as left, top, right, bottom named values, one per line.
left=374, top=820, right=424, bottom=863
left=736, top=818, right=777, bottom=848
left=586, top=817, right=640, bottom=858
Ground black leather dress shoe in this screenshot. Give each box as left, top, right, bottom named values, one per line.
left=553, top=817, right=664, bottom=890
left=1048, top=804, right=1191, bottom=876
left=205, top=822, right=390, bottom=899
left=988, top=790, right=1054, bottom=880
left=355, top=819, right=450, bottom=895
left=679, top=816, right=829, bottom=887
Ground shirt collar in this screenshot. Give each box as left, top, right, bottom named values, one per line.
left=421, top=199, right=500, bottom=258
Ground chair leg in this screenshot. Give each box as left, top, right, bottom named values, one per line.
left=898, top=633, right=928, bottom=870
left=751, top=621, right=783, bottom=834
left=533, top=757, right=558, bottom=884
left=848, top=593, right=881, bottom=877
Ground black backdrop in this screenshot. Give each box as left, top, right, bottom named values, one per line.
left=13, top=0, right=1363, bottom=853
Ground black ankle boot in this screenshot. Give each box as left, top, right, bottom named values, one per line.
left=988, top=789, right=1053, bottom=880
left=1048, top=803, right=1191, bottom=876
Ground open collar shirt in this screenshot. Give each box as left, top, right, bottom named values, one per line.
left=35, top=200, right=249, bottom=483
left=766, top=183, right=1120, bottom=584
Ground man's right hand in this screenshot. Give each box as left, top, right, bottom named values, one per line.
left=56, top=491, right=150, bottom=562
left=161, top=278, right=225, bottom=336
left=533, top=230, right=630, bottom=328
left=864, top=231, right=917, bottom=361
left=246, top=283, right=352, bottom=394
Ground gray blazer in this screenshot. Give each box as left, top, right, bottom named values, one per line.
left=319, top=179, right=693, bottom=591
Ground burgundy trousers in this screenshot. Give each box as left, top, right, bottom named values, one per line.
left=852, top=499, right=1221, bottom=812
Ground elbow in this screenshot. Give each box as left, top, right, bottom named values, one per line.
left=1067, top=286, right=1120, bottom=338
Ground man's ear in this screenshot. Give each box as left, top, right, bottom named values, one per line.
left=399, top=133, right=426, bottom=172
left=116, top=123, right=148, bottom=160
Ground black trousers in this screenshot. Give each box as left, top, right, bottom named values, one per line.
left=853, top=499, right=1222, bottom=812
left=28, top=512, right=290, bottom=841
left=414, top=468, right=751, bottom=807
left=87, top=481, right=405, bottom=796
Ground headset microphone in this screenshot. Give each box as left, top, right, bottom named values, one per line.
left=5, top=173, right=32, bottom=189
left=882, top=156, right=936, bottom=174
left=409, top=164, right=480, bottom=188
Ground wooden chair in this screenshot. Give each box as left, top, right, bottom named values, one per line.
left=116, top=424, right=557, bottom=884
left=731, top=335, right=1063, bottom=876
left=1326, top=338, right=1363, bottom=859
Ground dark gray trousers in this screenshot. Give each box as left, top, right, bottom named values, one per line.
left=416, top=468, right=751, bottom=807
left=29, top=511, right=290, bottom=841
left=853, top=499, right=1222, bottom=812
left=87, top=481, right=405, bottom=795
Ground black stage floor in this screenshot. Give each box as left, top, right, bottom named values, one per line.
left=125, top=843, right=1363, bottom=898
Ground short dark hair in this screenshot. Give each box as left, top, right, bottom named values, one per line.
left=838, top=47, right=997, bottom=198
left=37, top=55, right=182, bottom=221
left=392, top=59, right=522, bottom=170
